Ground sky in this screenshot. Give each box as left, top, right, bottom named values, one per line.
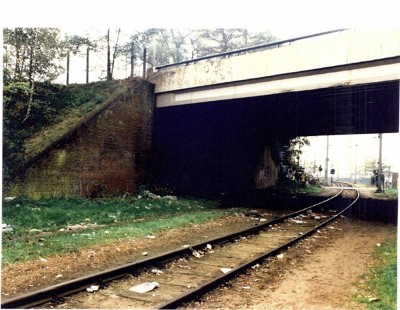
left=301, top=133, right=399, bottom=180
left=1, top=0, right=399, bottom=178
left=1, top=0, right=400, bottom=32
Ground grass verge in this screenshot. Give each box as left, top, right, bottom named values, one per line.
left=274, top=181, right=324, bottom=195
left=378, top=188, right=398, bottom=200
left=2, top=196, right=234, bottom=265
left=355, top=230, right=397, bottom=309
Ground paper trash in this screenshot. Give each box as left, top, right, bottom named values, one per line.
left=129, top=282, right=159, bottom=293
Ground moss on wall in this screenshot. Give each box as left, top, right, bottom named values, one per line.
left=8, top=78, right=155, bottom=198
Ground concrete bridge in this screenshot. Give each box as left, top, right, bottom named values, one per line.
left=8, top=30, right=399, bottom=199
left=149, top=29, right=399, bottom=196
left=150, top=29, right=399, bottom=108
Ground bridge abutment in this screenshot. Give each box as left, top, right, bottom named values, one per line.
left=7, top=78, right=155, bottom=199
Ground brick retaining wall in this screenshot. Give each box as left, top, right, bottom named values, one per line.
left=8, top=78, right=155, bottom=199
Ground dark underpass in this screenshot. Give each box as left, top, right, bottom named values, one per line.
left=152, top=80, right=399, bottom=197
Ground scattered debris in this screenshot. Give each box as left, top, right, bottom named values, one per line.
left=129, top=282, right=159, bottom=294
left=242, top=285, right=251, bottom=289
left=206, top=244, right=212, bottom=250
left=28, top=228, right=42, bottom=234
left=368, top=297, right=380, bottom=303
left=2, top=224, right=13, bottom=233
left=244, top=210, right=261, bottom=218
left=288, top=218, right=306, bottom=224
left=39, top=257, right=48, bottom=263
left=86, top=285, right=99, bottom=293
left=64, top=223, right=103, bottom=231
left=376, top=243, right=381, bottom=247
left=162, top=195, right=177, bottom=200
left=192, top=249, right=204, bottom=258
left=55, top=274, right=63, bottom=278
left=151, top=269, right=163, bottom=275
left=146, top=235, right=156, bottom=239
left=251, top=264, right=260, bottom=269
left=277, top=254, right=284, bottom=259
left=141, top=191, right=161, bottom=199
left=181, top=244, right=190, bottom=248
left=4, top=197, right=16, bottom=202
left=220, top=268, right=233, bottom=274
left=142, top=252, right=148, bottom=256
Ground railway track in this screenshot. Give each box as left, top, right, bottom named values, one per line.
left=2, top=186, right=359, bottom=309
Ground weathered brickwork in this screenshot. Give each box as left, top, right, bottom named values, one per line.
left=9, top=78, right=155, bottom=199
left=254, top=146, right=279, bottom=189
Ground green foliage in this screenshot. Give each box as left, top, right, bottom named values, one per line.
left=383, top=189, right=398, bottom=199
left=273, top=180, right=323, bottom=195
left=2, top=80, right=123, bottom=190
left=3, top=81, right=67, bottom=186
left=64, top=81, right=116, bottom=108
left=3, top=28, right=64, bottom=83
left=2, top=211, right=225, bottom=265
left=1, top=196, right=225, bottom=264
left=1, top=196, right=219, bottom=237
left=64, top=35, right=96, bottom=55
left=356, top=232, right=397, bottom=309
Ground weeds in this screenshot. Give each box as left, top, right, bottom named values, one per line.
left=356, top=231, right=397, bottom=309
left=1, top=196, right=229, bottom=265
left=375, top=188, right=398, bottom=200
left=274, top=181, right=323, bottom=195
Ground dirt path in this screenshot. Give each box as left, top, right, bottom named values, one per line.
left=187, top=219, right=395, bottom=310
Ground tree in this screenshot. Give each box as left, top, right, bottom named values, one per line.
left=63, top=34, right=96, bottom=84
left=169, top=29, right=191, bottom=63
left=105, top=28, right=121, bottom=80
left=364, top=158, right=391, bottom=182
left=118, top=28, right=164, bottom=75
left=278, top=137, right=310, bottom=182
left=3, top=28, right=64, bottom=84
left=3, top=28, right=64, bottom=122
left=196, top=28, right=276, bottom=56
left=115, top=28, right=277, bottom=73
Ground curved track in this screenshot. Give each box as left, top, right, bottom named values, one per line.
left=2, top=187, right=359, bottom=309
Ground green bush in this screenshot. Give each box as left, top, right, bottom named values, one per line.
left=2, top=80, right=122, bottom=189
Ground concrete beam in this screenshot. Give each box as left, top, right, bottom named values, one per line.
left=156, top=58, right=400, bottom=107
left=150, top=29, right=400, bottom=108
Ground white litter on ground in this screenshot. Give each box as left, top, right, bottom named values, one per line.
left=220, top=268, right=233, bottom=274
left=129, top=282, right=159, bottom=293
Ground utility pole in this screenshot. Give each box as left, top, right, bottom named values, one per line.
left=106, top=29, right=111, bottom=81
left=354, top=144, right=358, bottom=183
left=376, top=133, right=383, bottom=192
left=66, top=51, right=70, bottom=85
left=142, top=47, right=147, bottom=78
left=130, top=42, right=135, bottom=77
left=324, top=135, right=329, bottom=185
left=86, top=47, right=89, bottom=84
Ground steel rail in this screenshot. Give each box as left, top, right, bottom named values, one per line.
left=155, top=29, right=348, bottom=70
left=1, top=188, right=344, bottom=309
left=157, top=187, right=359, bottom=309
